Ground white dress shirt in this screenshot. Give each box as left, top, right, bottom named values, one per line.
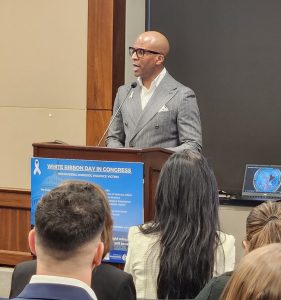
left=138, top=68, right=167, bottom=110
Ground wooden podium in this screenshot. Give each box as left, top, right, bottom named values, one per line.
left=33, top=143, right=172, bottom=221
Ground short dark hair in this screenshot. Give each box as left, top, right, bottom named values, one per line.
left=35, top=181, right=105, bottom=257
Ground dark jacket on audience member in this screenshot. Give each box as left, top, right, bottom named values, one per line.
left=9, top=260, right=136, bottom=300
left=194, top=272, right=232, bottom=300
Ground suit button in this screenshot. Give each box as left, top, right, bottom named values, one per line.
left=155, top=125, right=159, bottom=129
left=124, top=122, right=128, bottom=127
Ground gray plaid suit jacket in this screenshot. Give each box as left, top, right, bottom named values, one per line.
left=106, top=72, right=202, bottom=152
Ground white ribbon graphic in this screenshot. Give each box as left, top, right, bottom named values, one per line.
left=33, top=159, right=41, bottom=175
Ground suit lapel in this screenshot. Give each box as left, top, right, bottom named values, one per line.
left=130, top=73, right=178, bottom=140
left=126, top=84, right=142, bottom=126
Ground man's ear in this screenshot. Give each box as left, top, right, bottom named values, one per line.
left=242, top=239, right=250, bottom=254
left=28, top=229, right=37, bottom=256
left=92, top=241, right=104, bottom=269
left=155, top=54, right=164, bottom=65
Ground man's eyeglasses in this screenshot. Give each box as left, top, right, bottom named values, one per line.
left=129, top=47, right=162, bottom=58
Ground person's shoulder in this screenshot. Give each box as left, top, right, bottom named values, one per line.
left=128, top=223, right=156, bottom=236
left=14, top=260, right=36, bottom=273
left=11, top=282, right=94, bottom=300
left=164, top=72, right=188, bottom=88
left=96, top=263, right=132, bottom=280
left=217, top=231, right=235, bottom=245
left=128, top=224, right=159, bottom=245
left=128, top=225, right=140, bottom=235
left=128, top=225, right=146, bottom=242
left=164, top=72, right=195, bottom=95
left=93, top=264, right=136, bottom=300
left=194, top=272, right=232, bottom=300
left=9, top=260, right=37, bottom=299
left=118, top=82, right=136, bottom=93
left=212, top=271, right=233, bottom=284
left=115, top=82, right=138, bottom=102
left=209, top=272, right=233, bottom=295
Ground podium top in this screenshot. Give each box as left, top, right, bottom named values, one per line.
left=33, top=143, right=173, bottom=155
left=32, top=143, right=173, bottom=165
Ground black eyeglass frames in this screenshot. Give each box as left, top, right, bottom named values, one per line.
left=129, top=47, right=162, bottom=58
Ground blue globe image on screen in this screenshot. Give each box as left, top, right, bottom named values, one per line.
left=253, top=168, right=281, bottom=193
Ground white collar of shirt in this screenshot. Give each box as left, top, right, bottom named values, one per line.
left=138, top=68, right=167, bottom=110
left=30, top=275, right=97, bottom=300
left=137, top=67, right=167, bottom=89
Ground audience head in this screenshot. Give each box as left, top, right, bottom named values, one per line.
left=29, top=181, right=106, bottom=275
left=221, top=243, right=281, bottom=300
left=244, top=201, right=281, bottom=252
left=154, top=150, right=219, bottom=228
left=141, top=150, right=220, bottom=299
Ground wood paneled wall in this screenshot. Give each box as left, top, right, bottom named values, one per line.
left=86, top=0, right=126, bottom=146
left=0, top=189, right=32, bottom=265
left=0, top=0, right=126, bottom=266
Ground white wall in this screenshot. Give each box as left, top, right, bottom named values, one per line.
left=0, top=267, right=13, bottom=298
left=0, top=0, right=145, bottom=189
left=125, top=0, right=146, bottom=84
left=219, top=204, right=252, bottom=263
left=0, top=4, right=144, bottom=297
left=0, top=0, right=87, bottom=189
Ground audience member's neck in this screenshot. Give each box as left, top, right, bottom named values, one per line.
left=36, top=259, right=93, bottom=287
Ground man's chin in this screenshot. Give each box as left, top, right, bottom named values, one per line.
left=133, top=68, right=141, bottom=76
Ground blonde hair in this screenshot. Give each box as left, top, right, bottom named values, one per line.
left=221, top=243, right=281, bottom=300
left=246, top=201, right=281, bottom=251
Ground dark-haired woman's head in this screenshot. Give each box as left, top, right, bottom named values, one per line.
left=154, top=150, right=219, bottom=231
left=142, top=150, right=220, bottom=299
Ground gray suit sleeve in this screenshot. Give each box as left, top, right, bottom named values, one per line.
left=168, top=89, right=202, bottom=152
left=105, top=87, right=126, bottom=148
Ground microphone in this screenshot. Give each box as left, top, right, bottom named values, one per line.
left=97, top=82, right=137, bottom=146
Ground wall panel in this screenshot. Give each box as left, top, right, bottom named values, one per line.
left=147, top=0, right=281, bottom=194
left=0, top=189, right=32, bottom=265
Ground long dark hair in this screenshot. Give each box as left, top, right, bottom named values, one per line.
left=140, top=150, right=220, bottom=299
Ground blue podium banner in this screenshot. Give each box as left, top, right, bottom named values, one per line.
left=31, top=157, right=144, bottom=263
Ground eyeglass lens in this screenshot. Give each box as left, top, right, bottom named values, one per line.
left=129, top=48, right=144, bottom=57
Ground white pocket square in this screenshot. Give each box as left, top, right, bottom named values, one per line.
left=159, top=105, right=169, bottom=112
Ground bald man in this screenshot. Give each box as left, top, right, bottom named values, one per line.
left=106, top=31, right=202, bottom=152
